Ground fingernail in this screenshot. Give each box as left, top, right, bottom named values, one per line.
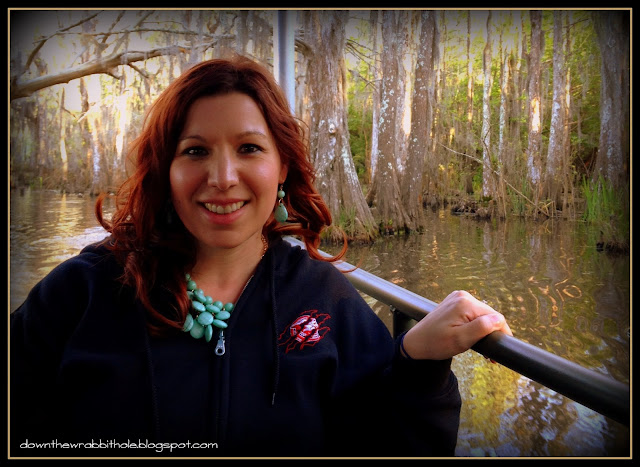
left=490, top=314, right=503, bottom=325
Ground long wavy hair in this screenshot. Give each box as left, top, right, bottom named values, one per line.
left=96, top=55, right=347, bottom=335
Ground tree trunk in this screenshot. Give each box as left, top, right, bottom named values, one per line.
left=35, top=89, right=48, bottom=185
left=499, top=11, right=520, bottom=186
left=515, top=11, right=527, bottom=165
left=463, top=11, right=475, bottom=194
left=526, top=11, right=544, bottom=214
left=402, top=10, right=437, bottom=230
left=497, top=20, right=510, bottom=169
left=393, top=11, right=409, bottom=177
left=546, top=11, right=567, bottom=211
left=79, top=77, right=102, bottom=195
left=302, top=10, right=376, bottom=241
left=507, top=12, right=523, bottom=180
left=431, top=11, right=445, bottom=196
left=368, top=10, right=381, bottom=184
left=236, top=10, right=249, bottom=55
left=423, top=12, right=443, bottom=198
left=591, top=10, right=630, bottom=189
left=33, top=59, right=50, bottom=186
left=367, top=10, right=411, bottom=233
left=213, top=11, right=235, bottom=59
left=88, top=113, right=103, bottom=196
left=58, top=88, right=68, bottom=191
left=496, top=13, right=517, bottom=218
left=562, top=12, right=573, bottom=218
left=481, top=11, right=495, bottom=198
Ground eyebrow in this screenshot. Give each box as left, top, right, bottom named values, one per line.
left=177, top=130, right=269, bottom=143
left=238, top=130, right=269, bottom=139
left=177, top=134, right=206, bottom=143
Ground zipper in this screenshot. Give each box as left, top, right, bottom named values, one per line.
left=215, top=330, right=225, bottom=355
left=213, top=274, right=254, bottom=357
left=212, top=273, right=253, bottom=448
left=213, top=244, right=268, bottom=447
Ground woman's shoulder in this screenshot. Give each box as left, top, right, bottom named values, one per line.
left=18, top=238, right=122, bottom=308
left=11, top=238, right=127, bottom=341
left=51, top=238, right=120, bottom=280
left=272, top=236, right=344, bottom=267
left=270, top=236, right=381, bottom=323
left=271, top=236, right=352, bottom=288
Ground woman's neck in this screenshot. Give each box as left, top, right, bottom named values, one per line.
left=189, top=234, right=267, bottom=304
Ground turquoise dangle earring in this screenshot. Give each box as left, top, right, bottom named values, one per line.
left=275, top=184, right=288, bottom=223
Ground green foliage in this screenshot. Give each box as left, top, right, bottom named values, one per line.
left=346, top=59, right=374, bottom=186
left=336, top=205, right=359, bottom=237
left=347, top=102, right=371, bottom=184
left=471, top=165, right=483, bottom=194
left=580, top=175, right=630, bottom=247
left=507, top=179, right=530, bottom=217
left=581, top=175, right=612, bottom=222
left=323, top=205, right=376, bottom=242
left=29, top=176, right=43, bottom=189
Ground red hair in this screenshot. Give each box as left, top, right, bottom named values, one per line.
left=96, top=56, right=346, bottom=335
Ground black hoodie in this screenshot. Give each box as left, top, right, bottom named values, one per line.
left=10, top=237, right=461, bottom=458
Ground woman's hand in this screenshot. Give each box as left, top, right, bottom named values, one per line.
left=401, top=290, right=513, bottom=361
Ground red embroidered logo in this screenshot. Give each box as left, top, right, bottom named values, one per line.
left=278, top=310, right=331, bottom=353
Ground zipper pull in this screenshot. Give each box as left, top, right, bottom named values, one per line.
left=215, top=330, right=226, bottom=356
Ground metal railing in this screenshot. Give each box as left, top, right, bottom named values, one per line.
left=284, top=236, right=630, bottom=427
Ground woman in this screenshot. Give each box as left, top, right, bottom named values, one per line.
left=11, top=56, right=511, bottom=457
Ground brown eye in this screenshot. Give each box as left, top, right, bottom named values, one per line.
left=182, top=146, right=207, bottom=157
left=239, top=144, right=263, bottom=154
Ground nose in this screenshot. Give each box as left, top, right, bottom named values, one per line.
left=207, top=149, right=239, bottom=191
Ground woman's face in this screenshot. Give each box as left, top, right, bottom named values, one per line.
left=170, top=92, right=287, bottom=254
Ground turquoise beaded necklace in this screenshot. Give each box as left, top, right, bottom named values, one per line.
left=181, top=235, right=268, bottom=355
left=182, top=273, right=236, bottom=355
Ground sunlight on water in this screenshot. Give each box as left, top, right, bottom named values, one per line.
left=9, top=190, right=110, bottom=311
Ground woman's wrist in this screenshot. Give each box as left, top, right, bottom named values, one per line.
left=399, top=332, right=415, bottom=360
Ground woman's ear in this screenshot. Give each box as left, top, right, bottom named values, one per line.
left=279, top=164, right=289, bottom=184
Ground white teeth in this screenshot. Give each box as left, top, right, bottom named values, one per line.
left=204, top=201, right=245, bottom=214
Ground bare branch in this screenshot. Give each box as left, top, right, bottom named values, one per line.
left=106, top=70, right=122, bottom=80
left=23, top=11, right=102, bottom=73
left=11, top=42, right=217, bottom=100
left=59, top=28, right=216, bottom=38
left=127, top=63, right=150, bottom=79
left=110, top=11, right=154, bottom=53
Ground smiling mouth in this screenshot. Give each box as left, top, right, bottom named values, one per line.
left=203, top=201, right=246, bottom=214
